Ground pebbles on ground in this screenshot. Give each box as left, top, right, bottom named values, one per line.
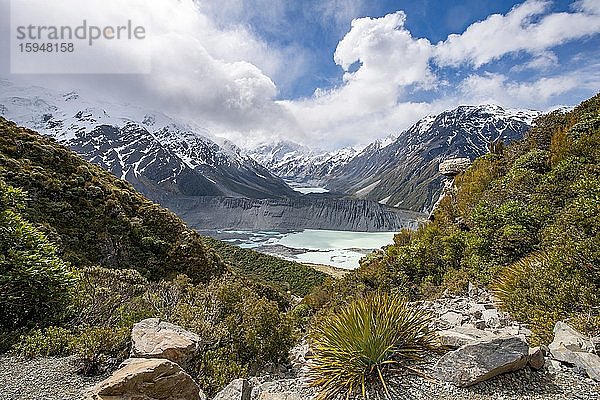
left=0, top=355, right=106, bottom=400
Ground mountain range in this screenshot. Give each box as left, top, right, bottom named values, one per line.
left=251, top=105, right=539, bottom=212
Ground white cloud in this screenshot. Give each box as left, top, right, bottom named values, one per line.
left=510, top=51, right=559, bottom=72
left=276, top=12, right=436, bottom=147
left=458, top=72, right=579, bottom=105
left=435, top=0, right=600, bottom=67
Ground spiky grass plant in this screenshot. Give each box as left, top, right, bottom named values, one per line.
left=308, top=293, right=438, bottom=400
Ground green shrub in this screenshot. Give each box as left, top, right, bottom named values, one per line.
left=15, top=325, right=131, bottom=375
left=308, top=293, right=437, bottom=399
left=14, top=327, right=73, bottom=358
left=0, top=180, right=76, bottom=330
left=71, top=267, right=153, bottom=327
left=494, top=252, right=599, bottom=344
left=71, top=326, right=131, bottom=375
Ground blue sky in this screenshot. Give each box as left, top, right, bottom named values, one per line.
left=1, top=0, right=599, bottom=148
left=205, top=0, right=596, bottom=101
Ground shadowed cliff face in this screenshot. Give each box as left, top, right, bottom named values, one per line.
left=164, top=196, right=425, bottom=232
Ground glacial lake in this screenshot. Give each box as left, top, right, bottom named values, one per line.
left=208, top=229, right=397, bottom=269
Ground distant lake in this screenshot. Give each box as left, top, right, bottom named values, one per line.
left=210, top=229, right=397, bottom=269
left=285, top=181, right=330, bottom=194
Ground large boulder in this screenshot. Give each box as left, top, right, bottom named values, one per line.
left=549, top=321, right=600, bottom=381
left=439, top=158, right=471, bottom=177
left=131, top=318, right=200, bottom=369
left=549, top=321, right=595, bottom=353
left=86, top=358, right=203, bottom=400
left=433, top=336, right=529, bottom=387
left=213, top=378, right=252, bottom=400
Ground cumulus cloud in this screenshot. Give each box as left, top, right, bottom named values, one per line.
left=459, top=72, right=578, bottom=104
left=276, top=12, right=436, bottom=147
left=434, top=0, right=600, bottom=67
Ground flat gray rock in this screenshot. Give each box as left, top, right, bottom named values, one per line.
left=433, top=336, right=529, bottom=387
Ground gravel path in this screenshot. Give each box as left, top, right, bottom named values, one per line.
left=0, top=355, right=107, bottom=400
left=0, top=354, right=598, bottom=399
left=387, top=361, right=600, bottom=400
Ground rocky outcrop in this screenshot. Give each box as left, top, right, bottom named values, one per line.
left=549, top=321, right=600, bottom=381
left=433, top=336, right=530, bottom=387
left=85, top=358, right=203, bottom=400
left=166, top=196, right=424, bottom=232
left=130, top=318, right=200, bottom=370
left=424, top=287, right=531, bottom=346
left=439, top=158, right=471, bottom=177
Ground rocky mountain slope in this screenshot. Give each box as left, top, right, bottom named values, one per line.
left=0, top=81, right=423, bottom=232
left=328, top=105, right=539, bottom=212
left=0, top=80, right=296, bottom=201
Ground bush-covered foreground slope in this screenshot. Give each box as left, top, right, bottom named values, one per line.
left=0, top=118, right=326, bottom=395
left=0, top=117, right=225, bottom=283
left=306, top=93, right=600, bottom=345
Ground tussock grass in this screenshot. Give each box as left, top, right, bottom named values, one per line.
left=308, top=293, right=438, bottom=399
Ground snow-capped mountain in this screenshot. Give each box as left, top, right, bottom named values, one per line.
left=0, top=80, right=296, bottom=200
left=326, top=104, right=540, bottom=212
left=249, top=140, right=361, bottom=186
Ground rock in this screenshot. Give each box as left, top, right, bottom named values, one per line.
left=481, top=309, right=502, bottom=329
left=549, top=321, right=600, bottom=381
left=433, top=336, right=530, bottom=387
left=213, top=378, right=251, bottom=400
left=131, top=318, right=200, bottom=369
left=86, top=358, right=202, bottom=400
left=439, top=311, right=467, bottom=328
left=473, top=319, right=486, bottom=330
left=549, top=321, right=595, bottom=354
left=439, top=158, right=471, bottom=177
left=468, top=282, right=478, bottom=298
left=593, top=336, right=600, bottom=353
left=528, top=347, right=545, bottom=370
left=437, top=325, right=497, bottom=349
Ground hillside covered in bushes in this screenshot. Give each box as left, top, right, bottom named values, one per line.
left=0, top=118, right=327, bottom=395
left=306, top=93, right=600, bottom=344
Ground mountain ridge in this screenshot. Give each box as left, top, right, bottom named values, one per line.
left=0, top=81, right=297, bottom=201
